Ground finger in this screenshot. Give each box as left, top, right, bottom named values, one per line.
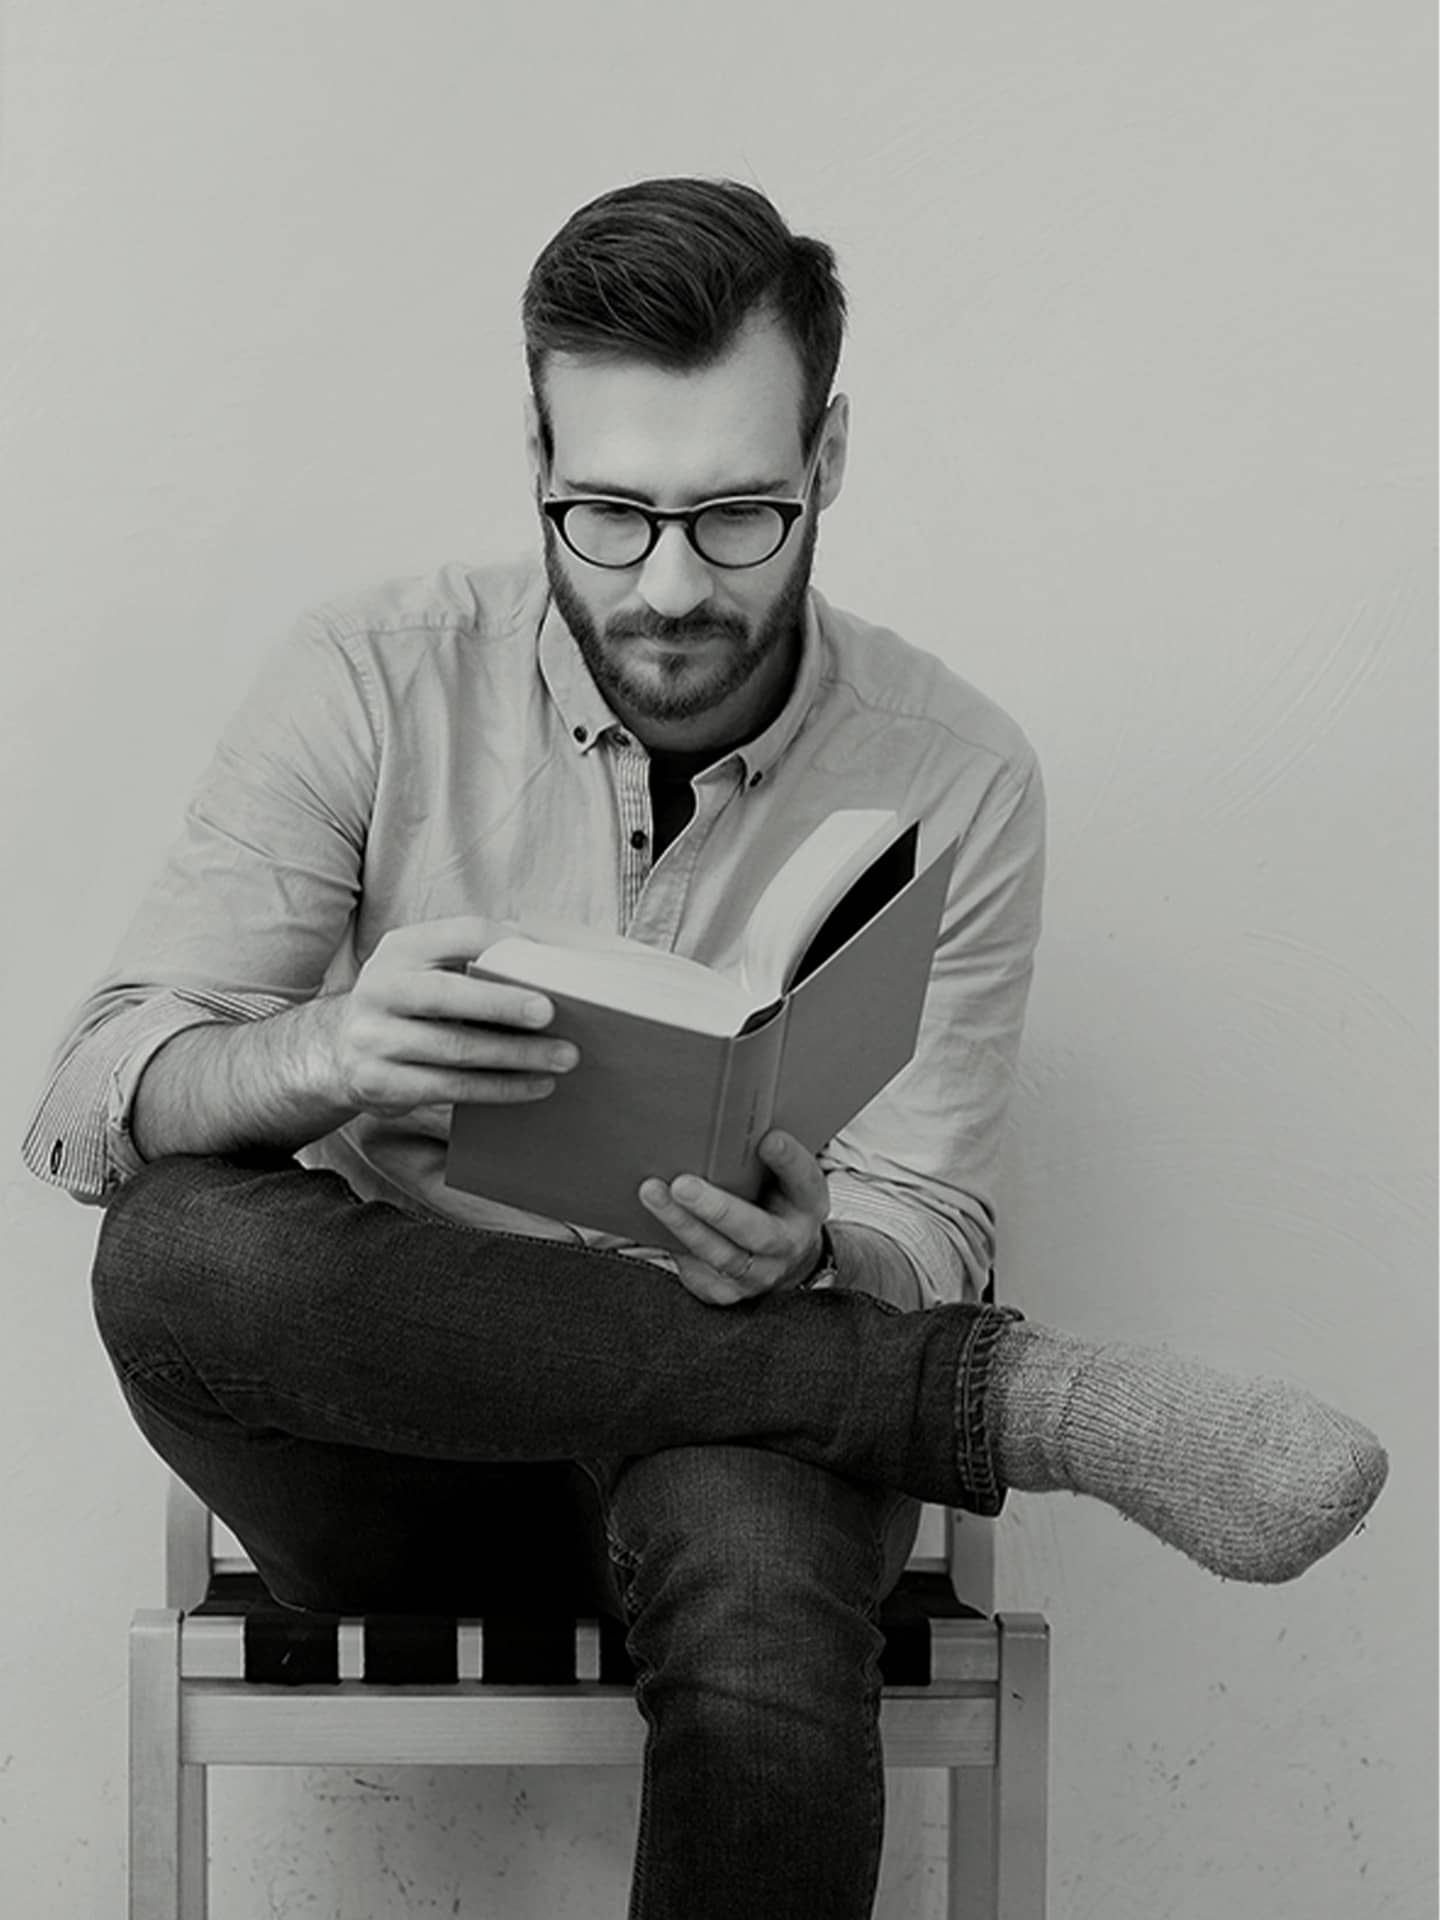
left=637, top=1178, right=782, bottom=1284
left=756, top=1131, right=830, bottom=1217
left=657, top=1172, right=779, bottom=1253
left=387, top=968, right=559, bottom=1031
left=348, top=1063, right=562, bottom=1113
left=367, top=1012, right=578, bottom=1076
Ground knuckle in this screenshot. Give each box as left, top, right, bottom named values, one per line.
left=490, top=983, right=544, bottom=1024
left=348, top=1061, right=386, bottom=1105
left=441, top=1024, right=482, bottom=1064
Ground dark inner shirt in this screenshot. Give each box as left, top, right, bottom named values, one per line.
left=646, top=746, right=725, bottom=860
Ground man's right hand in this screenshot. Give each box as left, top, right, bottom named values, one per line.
left=130, top=917, right=577, bottom=1165
left=323, top=917, right=578, bottom=1118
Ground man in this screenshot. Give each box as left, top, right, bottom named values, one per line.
left=25, top=178, right=1384, bottom=1919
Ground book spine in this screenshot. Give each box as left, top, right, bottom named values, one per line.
left=702, top=1008, right=790, bottom=1197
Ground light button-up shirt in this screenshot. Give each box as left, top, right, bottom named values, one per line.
left=22, top=557, right=1045, bottom=1308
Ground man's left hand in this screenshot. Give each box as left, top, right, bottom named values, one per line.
left=637, top=1130, right=829, bottom=1307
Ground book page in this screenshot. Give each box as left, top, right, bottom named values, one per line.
left=769, top=835, right=957, bottom=1150
left=740, top=809, right=900, bottom=1000
left=785, top=821, right=919, bottom=987
left=471, top=935, right=755, bottom=1037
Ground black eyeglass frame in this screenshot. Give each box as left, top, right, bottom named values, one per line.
left=539, top=434, right=825, bottom=573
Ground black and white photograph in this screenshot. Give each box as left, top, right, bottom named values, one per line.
left=1, top=4, right=1433, bottom=1916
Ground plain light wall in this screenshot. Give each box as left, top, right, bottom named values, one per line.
left=1, top=3, right=1433, bottom=1915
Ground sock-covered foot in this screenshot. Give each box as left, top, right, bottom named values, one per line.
left=986, top=1323, right=1388, bottom=1582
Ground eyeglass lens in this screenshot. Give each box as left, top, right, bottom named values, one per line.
left=562, top=501, right=788, bottom=568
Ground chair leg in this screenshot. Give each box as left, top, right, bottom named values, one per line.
left=180, top=1763, right=208, bottom=1919
left=130, top=1609, right=185, bottom=1920
left=947, top=1766, right=997, bottom=1919
left=994, top=1614, right=1049, bottom=1920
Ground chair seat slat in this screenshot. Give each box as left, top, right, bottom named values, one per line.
left=179, top=1584, right=999, bottom=1685
left=180, top=1684, right=1000, bottom=1769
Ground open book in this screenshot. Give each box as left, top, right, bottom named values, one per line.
left=444, top=810, right=957, bottom=1247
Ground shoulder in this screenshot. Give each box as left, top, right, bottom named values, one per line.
left=228, top=558, right=548, bottom=764
left=809, top=590, right=1039, bottom=790
left=298, top=557, right=547, bottom=664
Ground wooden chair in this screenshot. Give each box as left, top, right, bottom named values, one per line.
left=130, top=1475, right=1048, bottom=1918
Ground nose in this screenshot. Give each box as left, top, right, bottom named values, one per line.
left=635, top=522, right=714, bottom=619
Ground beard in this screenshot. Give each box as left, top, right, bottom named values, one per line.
left=541, top=511, right=819, bottom=725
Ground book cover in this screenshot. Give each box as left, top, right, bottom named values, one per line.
left=443, top=823, right=956, bottom=1248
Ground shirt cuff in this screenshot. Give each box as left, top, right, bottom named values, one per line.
left=23, top=988, right=295, bottom=1201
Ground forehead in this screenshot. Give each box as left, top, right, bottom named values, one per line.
left=542, top=314, right=808, bottom=496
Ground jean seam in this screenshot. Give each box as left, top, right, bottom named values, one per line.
left=380, top=1203, right=661, bottom=1275
left=855, top=1486, right=914, bottom=1891
left=110, top=1355, right=225, bottom=1415
left=121, top=1356, right=543, bottom=1462
left=613, top=1548, right=657, bottom=1920
left=837, top=1285, right=903, bottom=1316
left=629, top=1681, right=659, bottom=1920
left=953, top=1303, right=1024, bottom=1515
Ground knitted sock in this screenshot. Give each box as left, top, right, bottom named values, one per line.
left=986, top=1323, right=1388, bottom=1583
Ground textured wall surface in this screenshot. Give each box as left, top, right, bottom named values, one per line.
left=2, top=3, right=1433, bottom=1915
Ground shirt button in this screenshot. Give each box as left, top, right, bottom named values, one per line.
left=613, top=731, right=631, bottom=749
left=748, top=771, right=763, bottom=789
left=573, top=724, right=588, bottom=743
left=629, top=828, right=647, bottom=849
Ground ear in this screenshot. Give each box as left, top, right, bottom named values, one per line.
left=523, top=391, right=545, bottom=489
left=814, top=393, right=850, bottom=511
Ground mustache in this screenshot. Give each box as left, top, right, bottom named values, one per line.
left=604, top=610, right=749, bottom=645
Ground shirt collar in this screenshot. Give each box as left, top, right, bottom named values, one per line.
left=537, top=589, right=826, bottom=781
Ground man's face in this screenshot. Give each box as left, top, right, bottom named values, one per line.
left=529, top=312, right=847, bottom=751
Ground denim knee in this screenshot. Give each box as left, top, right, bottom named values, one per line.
left=607, top=1449, right=901, bottom=1710
left=90, top=1156, right=198, bottom=1374
left=628, top=1532, right=888, bottom=1710
left=90, top=1151, right=296, bottom=1381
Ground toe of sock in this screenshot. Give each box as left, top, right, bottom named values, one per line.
left=1217, top=1396, right=1389, bottom=1584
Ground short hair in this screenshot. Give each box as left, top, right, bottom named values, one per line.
left=523, top=177, right=846, bottom=460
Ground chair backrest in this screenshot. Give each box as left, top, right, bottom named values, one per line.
left=164, top=1477, right=994, bottom=1616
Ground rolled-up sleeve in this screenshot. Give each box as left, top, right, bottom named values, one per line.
left=21, top=615, right=378, bottom=1202
left=820, top=750, right=1046, bottom=1308
left=22, top=988, right=298, bottom=1202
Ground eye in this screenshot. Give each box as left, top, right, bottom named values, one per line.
left=708, top=503, right=772, bottom=525
left=584, top=501, right=645, bottom=523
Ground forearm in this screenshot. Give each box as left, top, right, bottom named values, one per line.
left=828, top=1221, right=925, bottom=1313
left=130, top=996, right=356, bottom=1163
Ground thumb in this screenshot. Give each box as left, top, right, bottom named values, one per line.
left=758, top=1131, right=828, bottom=1215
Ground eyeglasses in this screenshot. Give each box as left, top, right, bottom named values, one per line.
left=540, top=436, right=824, bottom=572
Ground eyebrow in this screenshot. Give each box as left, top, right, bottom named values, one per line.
left=557, top=474, right=794, bottom=505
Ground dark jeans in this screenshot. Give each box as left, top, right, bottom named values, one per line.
left=91, top=1152, right=1015, bottom=1920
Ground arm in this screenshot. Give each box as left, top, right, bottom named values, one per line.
left=22, top=613, right=370, bottom=1200
left=128, top=927, right=577, bottom=1166
left=22, top=615, right=569, bottom=1198
left=828, top=1220, right=924, bottom=1312
left=128, top=996, right=355, bottom=1164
